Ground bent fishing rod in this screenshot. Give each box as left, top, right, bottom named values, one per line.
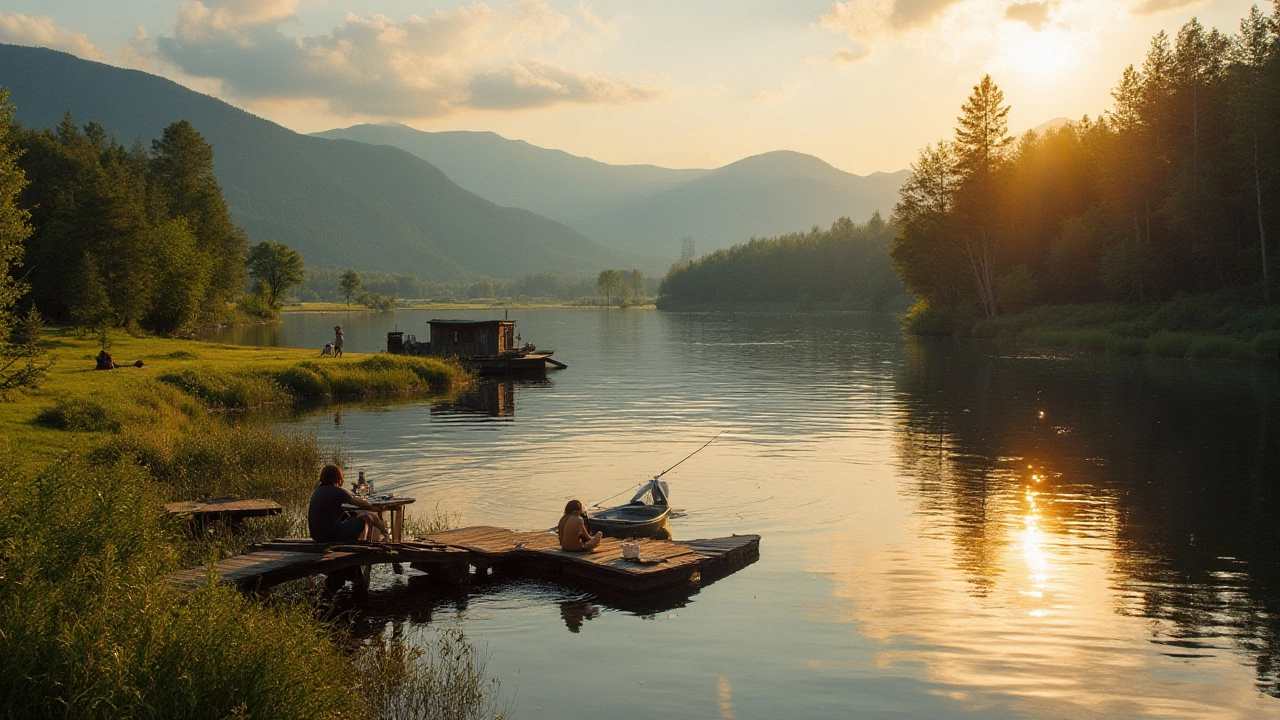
left=590, top=430, right=729, bottom=508
left=652, top=429, right=728, bottom=481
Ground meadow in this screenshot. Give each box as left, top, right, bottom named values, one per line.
left=0, top=328, right=507, bottom=719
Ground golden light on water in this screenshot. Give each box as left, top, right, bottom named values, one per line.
left=810, top=440, right=1267, bottom=719
left=717, top=675, right=735, bottom=720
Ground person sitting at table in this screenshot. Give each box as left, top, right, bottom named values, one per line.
left=308, top=463, right=389, bottom=543
left=557, top=499, right=603, bottom=552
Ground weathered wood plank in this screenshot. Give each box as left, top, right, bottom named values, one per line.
left=171, top=527, right=760, bottom=596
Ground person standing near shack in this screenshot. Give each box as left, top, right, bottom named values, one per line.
left=333, top=326, right=344, bottom=357
left=308, top=463, right=387, bottom=542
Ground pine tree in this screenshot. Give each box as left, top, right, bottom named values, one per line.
left=953, top=75, right=1012, bottom=317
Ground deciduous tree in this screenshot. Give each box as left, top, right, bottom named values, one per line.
left=247, top=241, right=305, bottom=309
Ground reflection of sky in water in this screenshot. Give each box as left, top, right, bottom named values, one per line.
left=209, top=309, right=1280, bottom=718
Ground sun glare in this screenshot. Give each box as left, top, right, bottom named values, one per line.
left=1002, top=28, right=1080, bottom=80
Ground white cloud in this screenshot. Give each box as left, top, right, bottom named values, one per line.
left=820, top=0, right=966, bottom=42
left=0, top=13, right=103, bottom=60
left=1005, top=1, right=1055, bottom=30
left=148, top=0, right=661, bottom=118
left=1130, top=0, right=1203, bottom=16
left=819, top=0, right=1128, bottom=73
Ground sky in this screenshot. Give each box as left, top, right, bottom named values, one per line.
left=0, top=0, right=1267, bottom=174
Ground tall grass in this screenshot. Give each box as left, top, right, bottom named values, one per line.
left=2, top=337, right=501, bottom=718
left=0, top=448, right=364, bottom=719
left=356, top=629, right=509, bottom=720
left=160, top=355, right=468, bottom=410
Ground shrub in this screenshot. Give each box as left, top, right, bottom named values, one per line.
left=995, top=265, right=1039, bottom=314
left=1253, top=330, right=1280, bottom=361
left=1147, top=331, right=1194, bottom=358
left=35, top=397, right=120, bottom=432
left=158, top=368, right=290, bottom=409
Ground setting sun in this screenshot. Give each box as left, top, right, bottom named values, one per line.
left=1002, top=27, right=1083, bottom=79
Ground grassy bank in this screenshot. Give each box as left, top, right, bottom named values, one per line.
left=924, top=292, right=1280, bottom=362
left=0, top=329, right=506, bottom=719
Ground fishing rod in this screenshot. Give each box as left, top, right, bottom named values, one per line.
left=652, top=429, right=728, bottom=481
left=590, top=430, right=729, bottom=508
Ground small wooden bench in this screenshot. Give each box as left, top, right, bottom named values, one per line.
left=165, top=498, right=283, bottom=531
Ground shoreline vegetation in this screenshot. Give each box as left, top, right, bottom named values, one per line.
left=886, top=8, right=1280, bottom=364
left=963, top=291, right=1280, bottom=362
left=282, top=299, right=657, bottom=313
left=0, top=328, right=514, bottom=718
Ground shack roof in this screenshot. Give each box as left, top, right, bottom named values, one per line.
left=428, top=319, right=513, bottom=326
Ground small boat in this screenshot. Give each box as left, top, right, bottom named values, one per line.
left=588, top=478, right=670, bottom=539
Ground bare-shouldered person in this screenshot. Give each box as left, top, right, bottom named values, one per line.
left=558, top=499, right=603, bottom=551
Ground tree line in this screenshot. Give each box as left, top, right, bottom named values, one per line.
left=892, top=5, right=1280, bottom=329
left=658, top=215, right=904, bottom=309
left=3, top=108, right=309, bottom=339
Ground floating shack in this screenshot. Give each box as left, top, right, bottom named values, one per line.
left=388, top=319, right=565, bottom=375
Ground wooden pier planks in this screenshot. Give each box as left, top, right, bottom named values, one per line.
left=165, top=498, right=282, bottom=523
left=169, top=550, right=323, bottom=592
left=169, top=527, right=760, bottom=595
left=422, top=526, right=760, bottom=593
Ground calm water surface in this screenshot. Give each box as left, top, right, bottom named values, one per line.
left=209, top=309, right=1280, bottom=719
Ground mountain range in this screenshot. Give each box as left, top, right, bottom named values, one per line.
left=1, top=43, right=908, bottom=278
left=0, top=44, right=634, bottom=279
left=316, top=123, right=908, bottom=258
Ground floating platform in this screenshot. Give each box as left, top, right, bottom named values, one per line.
left=169, top=526, right=759, bottom=596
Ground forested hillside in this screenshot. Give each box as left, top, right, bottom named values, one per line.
left=14, top=116, right=246, bottom=333
left=892, top=7, right=1280, bottom=332
left=0, top=44, right=636, bottom=279
left=318, top=123, right=906, bottom=259
left=658, top=215, right=904, bottom=309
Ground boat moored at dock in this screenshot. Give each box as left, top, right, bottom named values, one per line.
left=387, top=318, right=566, bottom=375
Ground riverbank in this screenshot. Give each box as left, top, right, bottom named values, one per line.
left=0, top=329, right=503, bottom=718
left=284, top=299, right=657, bottom=312
left=955, top=293, right=1280, bottom=362
left=656, top=295, right=913, bottom=313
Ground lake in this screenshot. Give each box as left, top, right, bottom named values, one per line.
left=208, top=308, right=1280, bottom=719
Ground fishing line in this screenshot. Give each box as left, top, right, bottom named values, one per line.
left=589, top=430, right=730, bottom=508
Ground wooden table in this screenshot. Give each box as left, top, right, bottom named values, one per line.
left=346, top=496, right=415, bottom=542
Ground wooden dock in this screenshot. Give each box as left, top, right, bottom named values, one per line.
left=169, top=526, right=759, bottom=595
left=165, top=498, right=282, bottom=522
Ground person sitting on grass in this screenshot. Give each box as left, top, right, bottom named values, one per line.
left=308, top=463, right=388, bottom=543
left=557, top=499, right=603, bottom=552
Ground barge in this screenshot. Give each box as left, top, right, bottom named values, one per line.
left=388, top=319, right=566, bottom=375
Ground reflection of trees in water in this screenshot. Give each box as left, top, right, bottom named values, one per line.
left=894, top=338, right=1280, bottom=692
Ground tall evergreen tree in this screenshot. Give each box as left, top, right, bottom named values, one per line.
left=952, top=75, right=1013, bottom=317
left=149, top=120, right=247, bottom=313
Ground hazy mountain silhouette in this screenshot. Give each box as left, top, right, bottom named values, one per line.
left=0, top=44, right=636, bottom=278
left=317, top=123, right=908, bottom=258
left=313, top=123, right=708, bottom=228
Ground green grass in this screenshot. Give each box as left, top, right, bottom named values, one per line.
left=0, top=329, right=501, bottom=718
left=952, top=292, right=1280, bottom=362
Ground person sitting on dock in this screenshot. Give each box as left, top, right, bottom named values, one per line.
left=308, top=463, right=388, bottom=543
left=557, top=499, right=603, bottom=552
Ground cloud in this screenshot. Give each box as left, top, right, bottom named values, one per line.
left=1130, top=0, right=1202, bottom=15
left=0, top=13, right=103, bottom=60
left=834, top=46, right=872, bottom=63
left=1005, top=1, right=1054, bottom=30
left=889, top=0, right=966, bottom=30
left=149, top=0, right=659, bottom=118
left=821, top=0, right=965, bottom=41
